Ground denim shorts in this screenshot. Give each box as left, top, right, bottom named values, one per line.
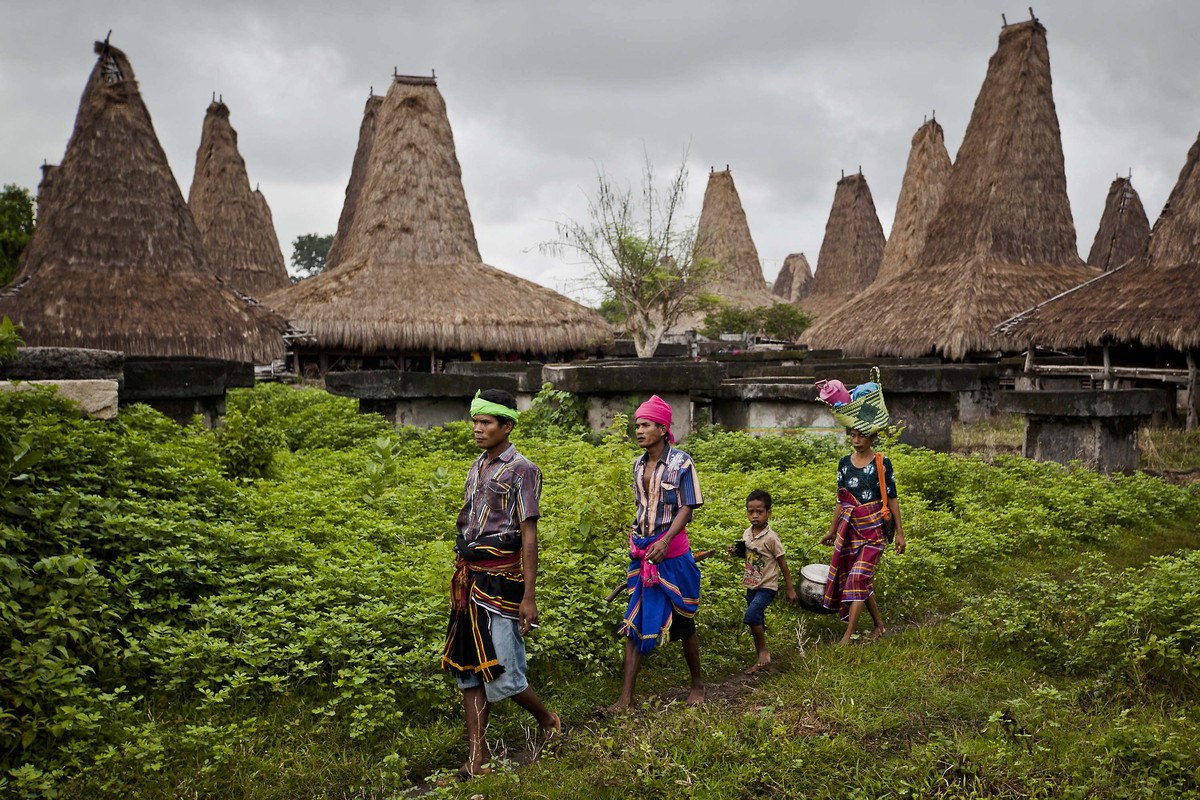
left=743, top=587, right=777, bottom=626
left=454, top=610, right=529, bottom=702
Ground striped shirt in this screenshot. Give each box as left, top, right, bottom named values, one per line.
left=456, top=444, right=542, bottom=546
left=632, top=445, right=703, bottom=540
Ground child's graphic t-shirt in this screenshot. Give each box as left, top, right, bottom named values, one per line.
left=742, top=525, right=786, bottom=591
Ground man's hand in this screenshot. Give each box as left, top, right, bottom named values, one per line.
left=519, top=597, right=538, bottom=636
left=644, top=537, right=671, bottom=565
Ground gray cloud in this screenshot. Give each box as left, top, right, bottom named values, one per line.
left=3, top=0, right=1198, bottom=303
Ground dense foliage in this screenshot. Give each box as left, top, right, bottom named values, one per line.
left=700, top=302, right=811, bottom=342
left=289, top=232, right=333, bottom=282
left=0, top=184, right=35, bottom=288
left=1, top=383, right=1197, bottom=798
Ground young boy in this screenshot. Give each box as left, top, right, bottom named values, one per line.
left=729, top=489, right=797, bottom=674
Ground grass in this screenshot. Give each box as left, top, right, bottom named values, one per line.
left=1140, top=425, right=1200, bottom=472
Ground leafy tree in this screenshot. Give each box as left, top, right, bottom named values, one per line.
left=596, top=295, right=627, bottom=326
left=542, top=153, right=716, bottom=357
left=700, top=302, right=811, bottom=342
left=0, top=184, right=35, bottom=288
left=290, top=233, right=333, bottom=282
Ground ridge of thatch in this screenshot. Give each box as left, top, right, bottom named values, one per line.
left=875, top=119, right=953, bottom=284
left=325, top=93, right=384, bottom=273
left=808, top=19, right=1097, bottom=359
left=187, top=100, right=290, bottom=296
left=1086, top=177, right=1149, bottom=271
left=0, top=41, right=285, bottom=363
left=694, top=169, right=776, bottom=306
left=267, top=74, right=611, bottom=354
left=772, top=252, right=813, bottom=303
left=998, top=129, right=1200, bottom=352
left=801, top=171, right=886, bottom=318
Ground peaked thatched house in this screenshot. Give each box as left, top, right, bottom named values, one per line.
left=772, top=252, right=812, bottom=304
left=252, top=186, right=285, bottom=273
left=998, top=129, right=1200, bottom=358
left=800, top=171, right=886, bottom=319
left=693, top=168, right=777, bottom=308
left=824, top=19, right=1098, bottom=359
left=803, top=119, right=951, bottom=352
left=1086, top=176, right=1150, bottom=271
left=0, top=41, right=284, bottom=363
left=325, top=92, right=383, bottom=274
left=188, top=100, right=290, bottom=296
left=267, top=75, right=611, bottom=371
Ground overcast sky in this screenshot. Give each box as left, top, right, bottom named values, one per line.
left=3, top=1, right=1197, bottom=304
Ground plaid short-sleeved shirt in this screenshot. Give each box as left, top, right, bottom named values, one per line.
left=632, top=445, right=703, bottom=540
left=457, top=444, right=542, bottom=546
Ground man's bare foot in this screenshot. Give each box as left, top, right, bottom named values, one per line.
left=601, top=700, right=632, bottom=717
left=686, top=685, right=705, bottom=706
left=448, top=758, right=492, bottom=783
left=540, top=712, right=562, bottom=741
left=744, top=656, right=771, bottom=675
left=870, top=626, right=887, bottom=642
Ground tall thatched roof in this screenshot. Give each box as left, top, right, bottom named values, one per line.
left=997, top=130, right=1200, bottom=352
left=36, top=163, right=59, bottom=217
left=325, top=93, right=383, bottom=274
left=266, top=75, right=611, bottom=354
left=817, top=19, right=1098, bottom=359
left=694, top=168, right=778, bottom=308
left=0, top=41, right=285, bottom=363
left=800, top=172, right=886, bottom=318
left=802, top=119, right=952, bottom=352
left=772, top=252, right=812, bottom=304
left=252, top=186, right=286, bottom=276
left=1086, top=177, right=1150, bottom=271
left=188, top=100, right=290, bottom=296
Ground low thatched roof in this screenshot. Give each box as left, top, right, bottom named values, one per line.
left=694, top=168, right=777, bottom=308
left=803, top=119, right=951, bottom=352
left=1086, top=177, right=1149, bottom=271
left=325, top=93, right=383, bottom=274
left=0, top=41, right=285, bottom=363
left=266, top=75, right=611, bottom=354
left=800, top=172, right=886, bottom=318
left=998, top=131, right=1200, bottom=352
left=188, top=100, right=290, bottom=296
left=816, top=19, right=1097, bottom=359
left=772, top=252, right=812, bottom=304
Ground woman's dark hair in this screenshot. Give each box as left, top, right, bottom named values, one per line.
left=479, top=388, right=518, bottom=424
left=746, top=489, right=772, bottom=509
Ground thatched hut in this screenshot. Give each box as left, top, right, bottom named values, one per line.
left=821, top=19, right=1097, bottom=359
left=266, top=75, right=611, bottom=369
left=0, top=41, right=284, bottom=363
left=325, top=92, right=383, bottom=274
left=999, top=129, right=1200, bottom=354
left=1086, top=176, right=1150, bottom=271
left=772, top=252, right=812, bottom=304
left=188, top=100, right=290, bottom=296
left=693, top=168, right=777, bottom=308
left=803, top=119, right=951, bottom=352
left=800, top=171, right=886, bottom=319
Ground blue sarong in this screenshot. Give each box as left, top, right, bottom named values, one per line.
left=620, top=532, right=701, bottom=654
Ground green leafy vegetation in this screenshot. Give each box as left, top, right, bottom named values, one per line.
left=1, top=384, right=1197, bottom=798
left=0, top=184, right=35, bottom=288
left=700, top=302, right=811, bottom=342
left=289, top=232, right=333, bottom=282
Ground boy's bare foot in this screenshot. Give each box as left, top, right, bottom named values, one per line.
left=686, top=685, right=705, bottom=706
left=870, top=626, right=887, bottom=642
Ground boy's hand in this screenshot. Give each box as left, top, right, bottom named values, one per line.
left=786, top=588, right=799, bottom=604
left=725, top=543, right=737, bottom=557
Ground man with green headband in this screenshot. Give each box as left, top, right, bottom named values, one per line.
left=441, top=388, right=560, bottom=780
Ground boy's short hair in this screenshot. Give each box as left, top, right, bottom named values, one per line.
left=478, top=388, right=518, bottom=424
left=746, top=489, right=772, bottom=509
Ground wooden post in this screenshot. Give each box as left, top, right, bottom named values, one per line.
left=1102, top=345, right=1112, bottom=390
left=1188, top=349, right=1198, bottom=431
left=318, top=352, right=329, bottom=377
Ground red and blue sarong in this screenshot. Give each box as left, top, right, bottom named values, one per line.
left=620, top=531, right=700, bottom=653
left=823, top=488, right=887, bottom=622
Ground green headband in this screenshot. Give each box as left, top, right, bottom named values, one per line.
left=470, top=391, right=519, bottom=422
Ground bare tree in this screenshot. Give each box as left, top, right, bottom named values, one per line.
left=542, top=153, right=715, bottom=357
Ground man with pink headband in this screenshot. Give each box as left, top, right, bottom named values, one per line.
left=607, top=394, right=705, bottom=712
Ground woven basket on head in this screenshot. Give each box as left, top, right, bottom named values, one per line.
left=830, top=367, right=890, bottom=434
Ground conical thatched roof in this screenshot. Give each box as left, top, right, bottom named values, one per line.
left=800, top=172, right=886, bottom=318
left=325, top=93, right=383, bottom=273
left=252, top=186, right=285, bottom=272
left=36, top=163, right=59, bottom=217
left=997, top=130, right=1200, bottom=351
left=188, top=100, right=289, bottom=296
left=772, top=252, right=812, bottom=304
left=802, top=119, right=952, bottom=352
left=821, top=19, right=1098, bottom=359
left=1086, top=177, right=1150, bottom=271
left=266, top=75, right=611, bottom=354
left=0, top=41, right=284, bottom=363
left=694, top=169, right=777, bottom=308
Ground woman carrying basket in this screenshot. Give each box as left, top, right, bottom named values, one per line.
left=816, top=370, right=905, bottom=644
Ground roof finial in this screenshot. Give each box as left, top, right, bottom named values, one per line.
left=1029, top=6, right=1037, bottom=21
left=1001, top=12, right=1007, bottom=26
left=369, top=85, right=373, bottom=96
left=725, top=163, right=729, bottom=171
left=104, top=29, right=112, bottom=45
left=932, top=109, right=936, bottom=120
left=255, top=182, right=260, bottom=192
left=432, top=68, right=436, bottom=79
left=393, top=66, right=398, bottom=77
left=212, top=91, right=216, bottom=103
left=858, top=164, right=862, bottom=175
left=219, top=93, right=223, bottom=103
left=841, top=169, right=845, bottom=179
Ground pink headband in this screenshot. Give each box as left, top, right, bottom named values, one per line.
left=634, top=395, right=674, bottom=443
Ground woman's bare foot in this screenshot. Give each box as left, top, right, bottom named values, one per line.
left=686, top=684, right=705, bottom=706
